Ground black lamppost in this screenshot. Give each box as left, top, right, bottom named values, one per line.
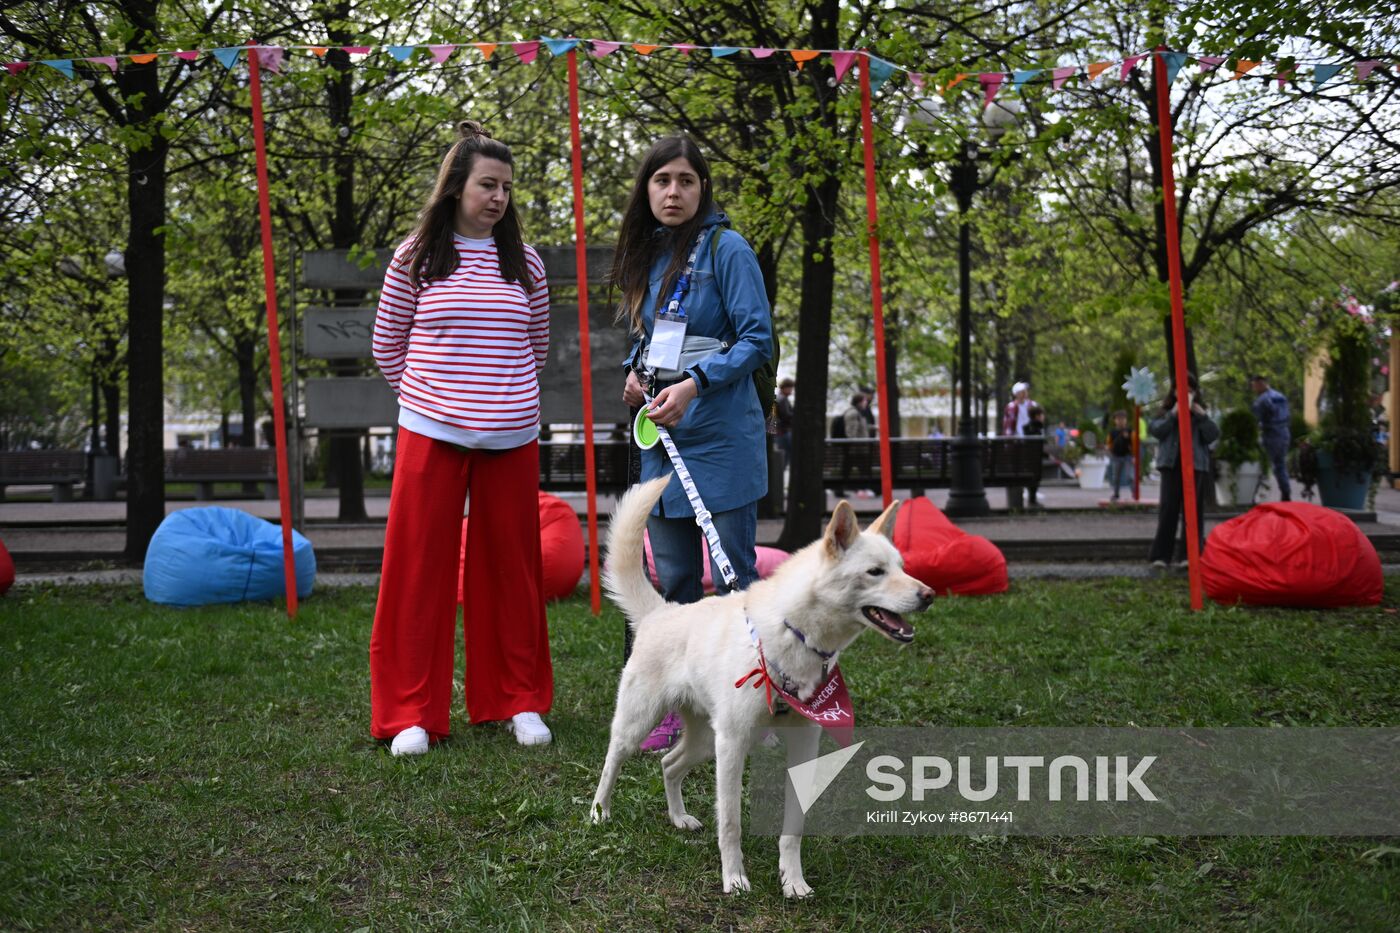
left=911, top=97, right=1021, bottom=518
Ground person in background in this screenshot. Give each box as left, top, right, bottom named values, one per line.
left=369, top=120, right=554, bottom=755
left=775, top=377, right=795, bottom=471
left=1108, top=409, right=1134, bottom=502
left=1149, top=374, right=1220, bottom=570
left=1249, top=374, right=1292, bottom=502
left=1002, top=381, right=1038, bottom=509
left=1023, top=404, right=1046, bottom=509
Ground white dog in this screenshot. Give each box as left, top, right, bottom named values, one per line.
left=591, top=476, right=934, bottom=897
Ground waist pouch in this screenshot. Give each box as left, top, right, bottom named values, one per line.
left=652, top=335, right=728, bottom=382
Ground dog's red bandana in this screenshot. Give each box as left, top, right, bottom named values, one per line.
left=736, top=641, right=856, bottom=748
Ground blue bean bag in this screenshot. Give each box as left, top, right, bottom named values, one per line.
left=143, top=507, right=316, bottom=606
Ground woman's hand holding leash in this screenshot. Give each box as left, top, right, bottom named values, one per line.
left=647, top=378, right=698, bottom=428
left=623, top=370, right=646, bottom=408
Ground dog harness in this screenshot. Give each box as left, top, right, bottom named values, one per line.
left=736, top=613, right=856, bottom=747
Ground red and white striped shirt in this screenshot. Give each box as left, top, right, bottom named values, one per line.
left=373, top=234, right=550, bottom=450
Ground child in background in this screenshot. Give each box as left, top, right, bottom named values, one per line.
left=1108, top=410, right=1134, bottom=502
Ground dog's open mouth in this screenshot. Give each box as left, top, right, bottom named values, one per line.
left=862, top=606, right=914, bottom=643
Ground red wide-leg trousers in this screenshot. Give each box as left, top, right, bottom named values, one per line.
left=369, top=427, right=553, bottom=740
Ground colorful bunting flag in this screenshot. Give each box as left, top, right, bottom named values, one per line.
left=868, top=55, right=895, bottom=91
left=791, top=49, right=820, bottom=70
left=87, top=56, right=118, bottom=72
left=1051, top=66, right=1075, bottom=90
left=675, top=44, right=697, bottom=55
left=1357, top=60, right=1381, bottom=80
left=1197, top=55, right=1225, bottom=72
left=1312, top=63, right=1343, bottom=88
left=1274, top=65, right=1294, bottom=90
left=310, top=47, right=328, bottom=57
left=1012, top=68, right=1041, bottom=91
left=512, top=41, right=539, bottom=63
left=256, top=46, right=284, bottom=72
left=632, top=43, right=658, bottom=55
left=212, top=47, right=240, bottom=69
left=542, top=38, right=579, bottom=56
left=129, top=53, right=157, bottom=64
left=428, top=44, right=454, bottom=63
left=174, top=50, right=199, bottom=61
left=1160, top=51, right=1187, bottom=85
left=341, top=46, right=370, bottom=55
left=908, top=72, right=926, bottom=91
left=41, top=59, right=73, bottom=78
left=4, top=62, right=30, bottom=75
left=1120, top=53, right=1146, bottom=81
left=1233, top=59, right=1259, bottom=80
left=710, top=46, right=739, bottom=58
left=944, top=73, right=969, bottom=93
left=591, top=40, right=621, bottom=57
left=1087, top=61, right=1112, bottom=81
left=750, top=48, right=774, bottom=59
left=386, top=45, right=414, bottom=62
left=831, top=50, right=857, bottom=82
left=979, top=72, right=1004, bottom=107
left=475, top=43, right=497, bottom=60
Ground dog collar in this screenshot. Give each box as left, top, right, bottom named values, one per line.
left=783, top=619, right=837, bottom=668
left=736, top=613, right=856, bottom=748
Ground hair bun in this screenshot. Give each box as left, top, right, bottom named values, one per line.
left=457, top=119, right=491, bottom=141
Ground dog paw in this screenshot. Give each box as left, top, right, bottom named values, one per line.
left=722, top=872, right=751, bottom=894
left=670, top=813, right=703, bottom=831
left=590, top=802, right=610, bottom=824
left=782, top=876, right=814, bottom=899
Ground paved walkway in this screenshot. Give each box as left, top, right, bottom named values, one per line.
left=4, top=475, right=1399, bottom=585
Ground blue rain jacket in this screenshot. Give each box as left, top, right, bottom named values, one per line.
left=625, top=212, right=773, bottom=516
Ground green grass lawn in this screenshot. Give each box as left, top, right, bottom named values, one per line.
left=1, top=579, right=1397, bottom=930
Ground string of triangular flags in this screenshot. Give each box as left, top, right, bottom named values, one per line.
left=4, top=39, right=1392, bottom=103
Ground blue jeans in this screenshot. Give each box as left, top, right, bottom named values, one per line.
left=647, top=502, right=759, bottom=605
left=1263, top=435, right=1291, bottom=500
left=1110, top=454, right=1134, bottom=497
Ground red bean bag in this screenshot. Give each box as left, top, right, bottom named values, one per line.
left=642, top=533, right=792, bottom=593
left=0, top=537, right=13, bottom=596
left=458, top=492, right=585, bottom=603
left=892, top=496, right=1008, bottom=596
left=1202, top=502, right=1382, bottom=607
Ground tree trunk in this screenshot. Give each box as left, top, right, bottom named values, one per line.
left=326, top=22, right=368, bottom=522
left=121, top=15, right=168, bottom=562
left=236, top=335, right=258, bottom=447
left=778, top=172, right=841, bottom=550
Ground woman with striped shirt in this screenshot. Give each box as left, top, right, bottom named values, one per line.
left=369, top=121, right=554, bottom=754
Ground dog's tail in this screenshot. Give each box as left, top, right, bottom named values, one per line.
left=604, top=475, right=671, bottom=622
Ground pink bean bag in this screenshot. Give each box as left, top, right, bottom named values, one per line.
left=0, top=537, right=13, bottom=596
left=1202, top=502, right=1382, bottom=607
left=458, top=492, right=585, bottom=603
left=643, top=532, right=792, bottom=593
left=892, top=496, right=1008, bottom=596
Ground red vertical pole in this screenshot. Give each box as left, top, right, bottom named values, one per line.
left=567, top=48, right=601, bottom=615
left=1132, top=403, right=1142, bottom=501
left=247, top=44, right=299, bottom=618
left=1154, top=47, right=1203, bottom=610
left=860, top=53, right=894, bottom=507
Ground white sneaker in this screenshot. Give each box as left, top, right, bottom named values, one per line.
left=390, top=725, right=429, bottom=757
left=508, top=712, right=552, bottom=746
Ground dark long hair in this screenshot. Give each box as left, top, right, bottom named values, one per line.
left=609, top=136, right=715, bottom=336
left=400, top=120, right=531, bottom=291
left=1159, top=373, right=1203, bottom=415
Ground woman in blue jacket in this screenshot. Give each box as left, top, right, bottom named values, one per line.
left=612, top=136, right=773, bottom=750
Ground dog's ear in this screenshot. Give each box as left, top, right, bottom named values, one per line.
left=823, top=501, right=861, bottom=559
left=867, top=499, right=900, bottom=541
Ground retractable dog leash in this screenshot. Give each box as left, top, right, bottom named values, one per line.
left=635, top=228, right=738, bottom=589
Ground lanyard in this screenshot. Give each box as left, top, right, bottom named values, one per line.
left=660, top=230, right=709, bottom=322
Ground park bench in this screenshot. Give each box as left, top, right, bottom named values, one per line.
left=822, top=436, right=1044, bottom=496
left=538, top=439, right=632, bottom=492
left=0, top=449, right=87, bottom=502
left=165, top=447, right=278, bottom=500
